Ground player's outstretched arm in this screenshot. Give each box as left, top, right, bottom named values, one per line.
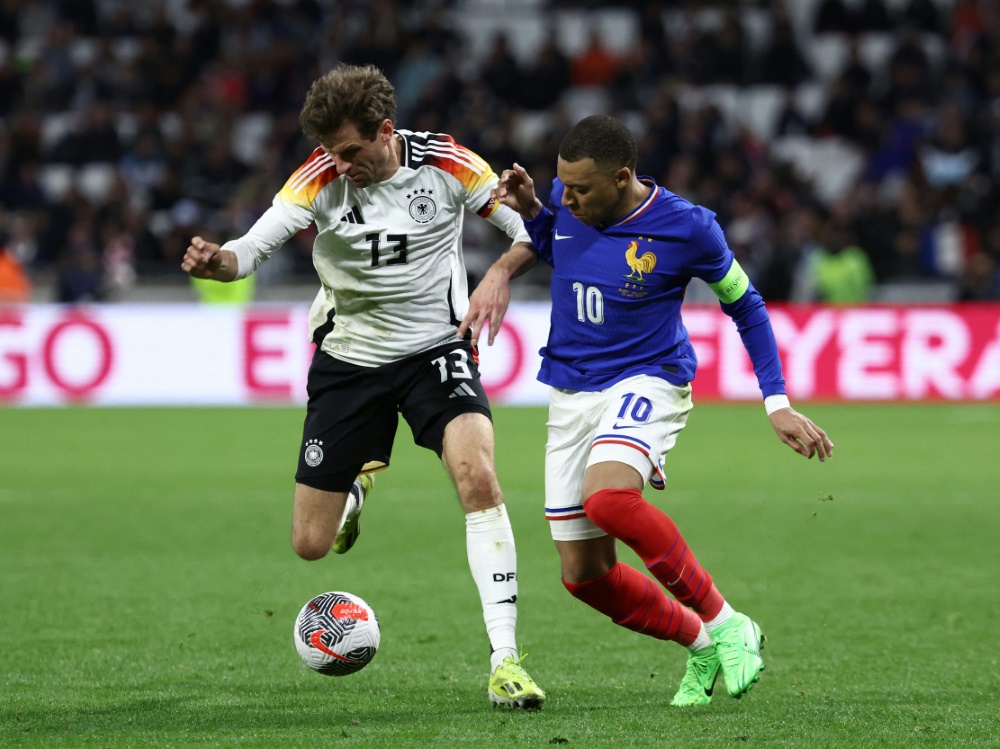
left=181, top=236, right=239, bottom=282
left=459, top=242, right=538, bottom=347
left=768, top=407, right=835, bottom=462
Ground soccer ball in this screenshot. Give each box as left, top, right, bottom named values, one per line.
left=293, top=591, right=380, bottom=676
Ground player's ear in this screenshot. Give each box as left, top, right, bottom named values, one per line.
left=378, top=119, right=394, bottom=140
left=615, top=166, right=632, bottom=189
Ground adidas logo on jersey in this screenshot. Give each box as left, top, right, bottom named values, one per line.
left=340, top=205, right=365, bottom=224
left=449, top=383, right=477, bottom=398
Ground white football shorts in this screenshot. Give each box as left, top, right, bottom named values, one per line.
left=544, top=375, right=693, bottom=542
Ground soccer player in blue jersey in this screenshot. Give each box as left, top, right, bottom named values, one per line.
left=460, top=114, right=834, bottom=706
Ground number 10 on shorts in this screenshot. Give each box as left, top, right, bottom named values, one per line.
left=618, top=392, right=653, bottom=422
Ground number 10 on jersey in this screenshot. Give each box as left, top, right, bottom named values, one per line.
left=573, top=282, right=604, bottom=324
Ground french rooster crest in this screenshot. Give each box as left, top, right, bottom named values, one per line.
left=624, top=240, right=656, bottom=282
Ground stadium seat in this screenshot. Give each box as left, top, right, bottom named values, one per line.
left=148, top=210, right=175, bottom=238
left=737, top=85, right=785, bottom=142
left=113, top=37, right=141, bottom=63
left=770, top=134, right=863, bottom=204
left=77, top=163, right=118, bottom=204
left=677, top=85, right=740, bottom=131
left=233, top=113, right=275, bottom=167
left=115, top=111, right=138, bottom=143
left=805, top=35, right=848, bottom=82
left=69, top=37, right=97, bottom=67
left=510, top=111, right=553, bottom=155
left=795, top=81, right=828, bottom=122
left=559, top=87, right=612, bottom=123
left=41, top=112, right=80, bottom=152
left=14, top=35, right=43, bottom=64
left=38, top=164, right=75, bottom=201
left=552, top=8, right=638, bottom=57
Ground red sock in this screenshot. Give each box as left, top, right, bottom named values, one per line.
left=563, top=562, right=701, bottom=646
left=583, top=488, right=724, bottom=621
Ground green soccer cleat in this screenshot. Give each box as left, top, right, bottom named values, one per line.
left=488, top=654, right=546, bottom=710
left=333, top=474, right=374, bottom=555
left=670, top=645, right=722, bottom=707
left=712, top=612, right=765, bottom=698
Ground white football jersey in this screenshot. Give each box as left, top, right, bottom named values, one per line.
left=223, top=130, right=530, bottom=366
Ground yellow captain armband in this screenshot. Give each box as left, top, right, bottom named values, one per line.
left=708, top=259, right=749, bottom=304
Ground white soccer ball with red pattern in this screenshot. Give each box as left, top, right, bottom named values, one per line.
left=293, top=591, right=380, bottom=676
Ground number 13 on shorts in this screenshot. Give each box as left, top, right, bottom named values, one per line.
left=431, top=349, right=473, bottom=382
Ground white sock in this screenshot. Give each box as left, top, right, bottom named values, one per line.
left=465, top=504, right=518, bottom=671
left=704, top=602, right=735, bottom=633
left=687, top=621, right=713, bottom=652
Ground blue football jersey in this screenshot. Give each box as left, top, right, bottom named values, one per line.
left=523, top=178, right=786, bottom=396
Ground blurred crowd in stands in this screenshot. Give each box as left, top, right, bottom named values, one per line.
left=1, top=0, right=999, bottom=304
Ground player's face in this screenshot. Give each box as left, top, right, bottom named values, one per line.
left=319, top=120, right=397, bottom=188
left=557, top=156, right=627, bottom=227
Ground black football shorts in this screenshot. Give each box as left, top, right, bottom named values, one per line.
left=295, top=340, right=492, bottom=492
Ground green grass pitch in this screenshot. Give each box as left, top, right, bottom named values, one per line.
left=1, top=403, right=998, bottom=748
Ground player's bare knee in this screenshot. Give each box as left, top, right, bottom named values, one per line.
left=556, top=537, right=616, bottom=585
left=451, top=458, right=501, bottom=510
left=292, top=531, right=330, bottom=561
left=561, top=559, right=613, bottom=586
left=294, top=544, right=329, bottom=561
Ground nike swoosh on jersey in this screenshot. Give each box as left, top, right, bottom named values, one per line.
left=554, top=231, right=573, bottom=240
left=611, top=424, right=640, bottom=430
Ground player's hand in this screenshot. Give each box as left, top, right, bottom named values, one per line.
left=181, top=236, right=223, bottom=279
left=769, top=408, right=834, bottom=462
left=458, top=266, right=512, bottom=346
left=493, top=163, right=542, bottom=220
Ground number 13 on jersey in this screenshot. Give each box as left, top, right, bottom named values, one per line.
left=366, top=233, right=409, bottom=267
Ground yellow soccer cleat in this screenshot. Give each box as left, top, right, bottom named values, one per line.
left=333, top=474, right=374, bottom=555
left=488, top=654, right=546, bottom=710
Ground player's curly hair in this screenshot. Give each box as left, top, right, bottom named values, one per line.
left=299, top=64, right=397, bottom=142
left=559, top=114, right=638, bottom=173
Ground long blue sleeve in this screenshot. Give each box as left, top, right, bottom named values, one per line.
left=691, top=215, right=786, bottom=397
left=722, top=284, right=786, bottom=397
left=523, top=206, right=556, bottom=266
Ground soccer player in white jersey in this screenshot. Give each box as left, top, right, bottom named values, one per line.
left=181, top=64, right=545, bottom=709
left=461, top=115, right=834, bottom=706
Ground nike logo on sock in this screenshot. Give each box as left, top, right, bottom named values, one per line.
left=666, top=564, right=686, bottom=587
